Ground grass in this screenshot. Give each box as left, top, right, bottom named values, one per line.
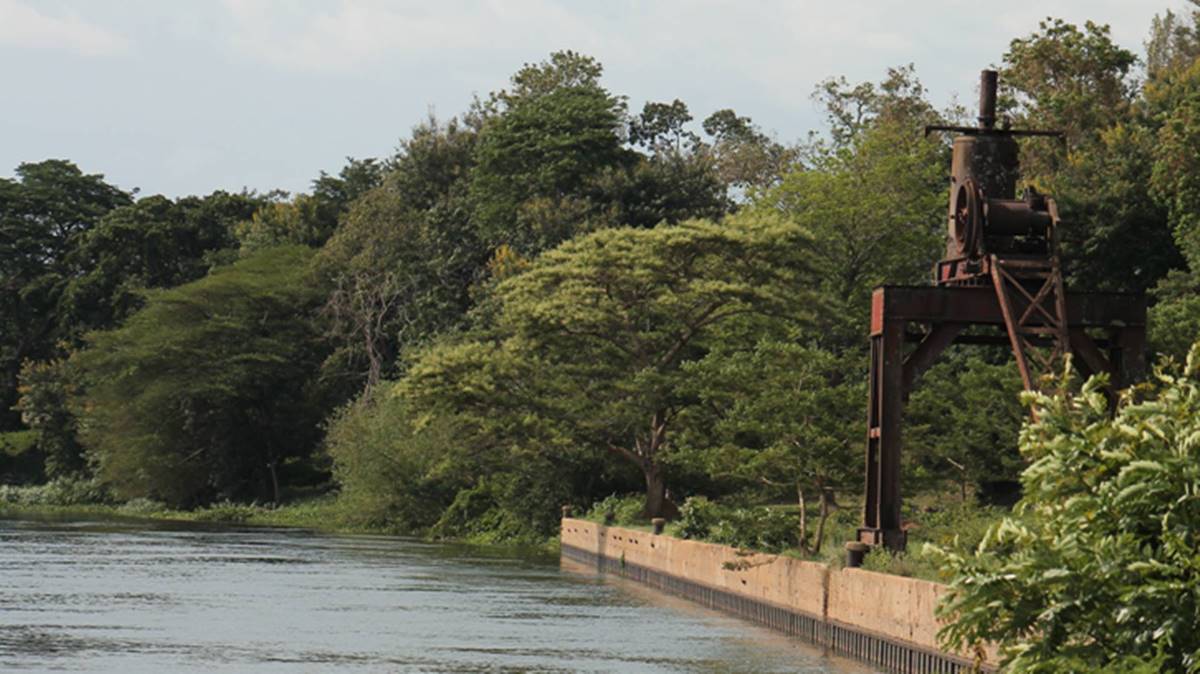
left=0, top=493, right=391, bottom=534
left=0, top=490, right=563, bottom=558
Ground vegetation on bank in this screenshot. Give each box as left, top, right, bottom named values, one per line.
left=0, top=487, right=513, bottom=540
left=580, top=491, right=1010, bottom=581
left=0, top=484, right=359, bottom=531
left=3, top=7, right=1200, bottom=671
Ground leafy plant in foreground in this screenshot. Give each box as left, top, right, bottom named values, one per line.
left=928, top=345, right=1200, bottom=672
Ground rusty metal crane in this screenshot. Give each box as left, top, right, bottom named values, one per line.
left=856, top=70, right=1147, bottom=551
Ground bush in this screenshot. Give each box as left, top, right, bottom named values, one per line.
left=192, top=500, right=262, bottom=524
left=324, top=390, right=460, bottom=532
left=929, top=346, right=1200, bottom=672
left=117, top=498, right=168, bottom=516
left=0, top=477, right=112, bottom=506
left=428, top=476, right=555, bottom=544
left=584, top=493, right=645, bottom=526
left=676, top=495, right=721, bottom=539
left=708, top=506, right=797, bottom=553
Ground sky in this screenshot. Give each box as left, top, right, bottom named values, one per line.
left=1, top=0, right=1191, bottom=198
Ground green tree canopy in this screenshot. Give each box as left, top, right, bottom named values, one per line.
left=906, top=355, right=1026, bottom=502
left=74, top=246, right=330, bottom=507
left=402, top=216, right=816, bottom=520
left=678, top=341, right=863, bottom=552
left=1144, top=4, right=1200, bottom=360
left=470, top=52, right=631, bottom=253
left=995, top=18, right=1176, bottom=293
left=0, top=160, right=131, bottom=431
left=754, top=67, right=946, bottom=346
left=316, top=179, right=486, bottom=396
left=63, top=191, right=262, bottom=332
left=237, top=158, right=383, bottom=253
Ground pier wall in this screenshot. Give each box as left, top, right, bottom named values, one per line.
left=560, top=518, right=995, bottom=673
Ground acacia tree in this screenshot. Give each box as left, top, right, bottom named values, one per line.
left=409, top=216, right=815, bottom=519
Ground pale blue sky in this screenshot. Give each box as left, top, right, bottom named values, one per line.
left=1, top=0, right=1189, bottom=198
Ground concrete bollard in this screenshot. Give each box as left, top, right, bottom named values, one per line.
left=844, top=542, right=869, bottom=568
left=651, top=518, right=666, bottom=535
left=561, top=505, right=573, bottom=519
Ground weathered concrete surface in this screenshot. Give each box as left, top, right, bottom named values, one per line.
left=561, top=518, right=827, bottom=617
left=561, top=518, right=997, bottom=669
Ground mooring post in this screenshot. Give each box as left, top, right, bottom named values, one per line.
left=845, top=542, right=869, bottom=568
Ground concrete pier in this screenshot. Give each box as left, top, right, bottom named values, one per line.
left=560, top=518, right=996, bottom=673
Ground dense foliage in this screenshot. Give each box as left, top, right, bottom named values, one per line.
left=2, top=7, right=1198, bottom=606
left=930, top=346, right=1200, bottom=672
left=73, top=246, right=330, bottom=507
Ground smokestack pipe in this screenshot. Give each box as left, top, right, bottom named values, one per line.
left=978, top=70, right=998, bottom=129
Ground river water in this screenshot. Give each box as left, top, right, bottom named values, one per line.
left=0, top=516, right=873, bottom=673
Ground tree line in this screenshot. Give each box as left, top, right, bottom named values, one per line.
left=2, top=9, right=1199, bottom=559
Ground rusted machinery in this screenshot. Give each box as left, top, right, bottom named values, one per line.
left=857, top=70, right=1147, bottom=551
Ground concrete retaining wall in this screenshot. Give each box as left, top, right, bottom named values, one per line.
left=561, top=518, right=995, bottom=674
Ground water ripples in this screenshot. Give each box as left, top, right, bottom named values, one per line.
left=0, top=516, right=873, bottom=673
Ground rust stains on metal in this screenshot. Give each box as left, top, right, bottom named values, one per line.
left=857, top=70, right=1147, bottom=551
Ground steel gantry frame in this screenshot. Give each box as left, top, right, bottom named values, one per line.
left=856, top=69, right=1147, bottom=550
left=858, top=285, right=1145, bottom=550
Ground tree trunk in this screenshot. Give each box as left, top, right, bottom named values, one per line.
left=267, top=460, right=280, bottom=506
left=812, top=489, right=830, bottom=554
left=947, top=457, right=968, bottom=504
left=796, top=483, right=809, bottom=553
left=642, top=464, right=677, bottom=520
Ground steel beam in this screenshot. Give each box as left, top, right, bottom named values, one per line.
left=870, top=286, right=1144, bottom=328
left=859, top=285, right=1146, bottom=551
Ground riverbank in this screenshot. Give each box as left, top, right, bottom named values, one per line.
left=0, top=497, right=561, bottom=553
left=1, top=494, right=354, bottom=529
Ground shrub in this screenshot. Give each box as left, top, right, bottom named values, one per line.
left=192, top=500, right=262, bottom=523
left=0, top=477, right=112, bottom=506
left=675, top=496, right=721, bottom=539
left=709, top=506, right=797, bottom=553
left=585, top=494, right=646, bottom=526
left=117, top=498, right=168, bottom=516
left=929, top=345, right=1200, bottom=672
left=324, top=390, right=460, bottom=532
left=429, top=477, right=554, bottom=544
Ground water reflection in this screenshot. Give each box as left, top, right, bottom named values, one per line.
left=0, top=516, right=873, bottom=673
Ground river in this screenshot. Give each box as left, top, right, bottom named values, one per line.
left=0, top=516, right=874, bottom=673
